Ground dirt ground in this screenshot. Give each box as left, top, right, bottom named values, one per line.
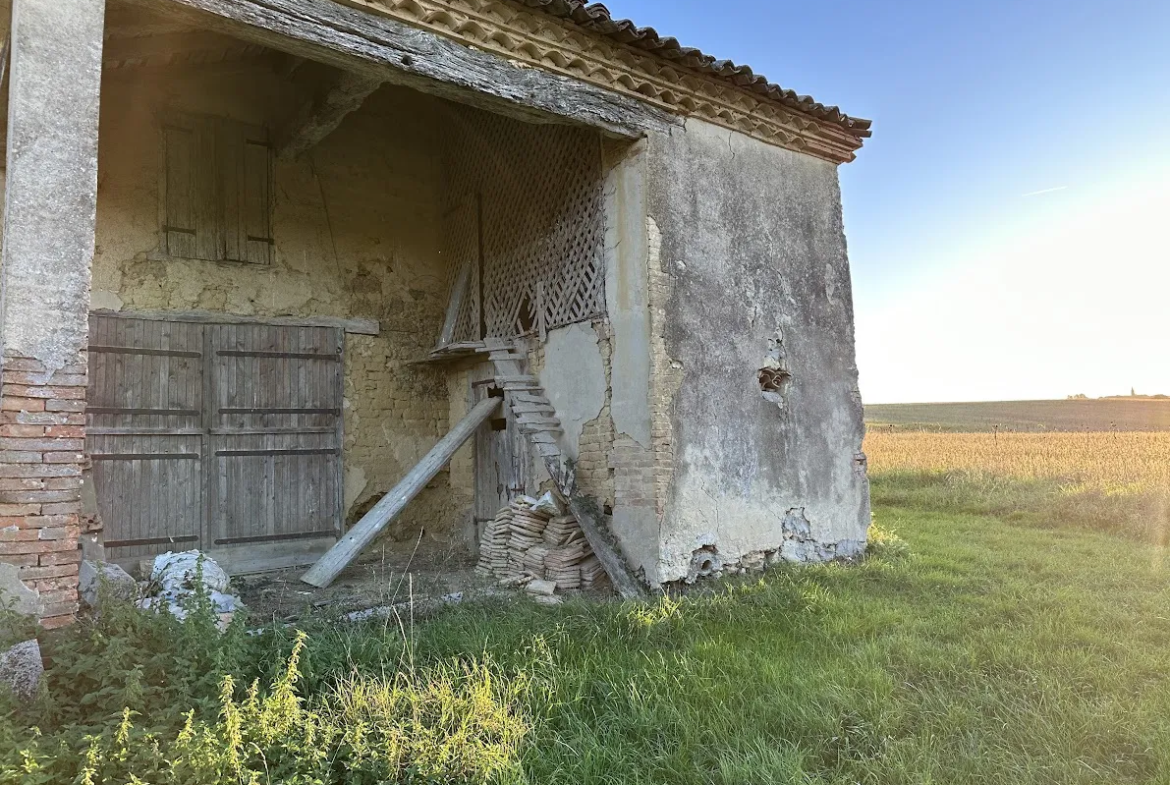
left=234, top=536, right=502, bottom=624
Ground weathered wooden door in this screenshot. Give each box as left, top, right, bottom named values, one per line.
left=87, top=314, right=344, bottom=571
left=471, top=361, right=532, bottom=542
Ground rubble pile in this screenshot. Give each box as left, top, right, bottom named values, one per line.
left=475, top=494, right=602, bottom=592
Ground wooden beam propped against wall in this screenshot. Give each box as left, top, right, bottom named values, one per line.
left=275, top=70, right=384, bottom=161
left=301, top=396, right=503, bottom=588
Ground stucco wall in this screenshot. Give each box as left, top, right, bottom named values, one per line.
left=93, top=65, right=454, bottom=535
left=645, top=118, right=871, bottom=583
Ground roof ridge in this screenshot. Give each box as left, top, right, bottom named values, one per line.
left=514, top=0, right=871, bottom=137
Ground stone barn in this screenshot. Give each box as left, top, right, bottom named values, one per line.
left=0, top=0, right=872, bottom=626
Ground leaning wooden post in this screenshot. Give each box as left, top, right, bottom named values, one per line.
left=302, top=396, right=501, bottom=588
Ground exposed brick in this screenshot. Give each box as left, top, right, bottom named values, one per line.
left=0, top=438, right=85, bottom=452
left=1, top=397, right=46, bottom=413
left=33, top=576, right=80, bottom=593
left=43, top=452, right=85, bottom=464
left=23, top=516, right=76, bottom=529
left=1, top=372, right=87, bottom=387
left=0, top=463, right=80, bottom=479
left=0, top=553, right=39, bottom=567
left=40, top=599, right=80, bottom=616
left=38, top=549, right=82, bottom=566
left=0, top=425, right=45, bottom=438
left=37, top=526, right=81, bottom=541
left=44, top=477, right=83, bottom=490
left=1, top=358, right=87, bottom=375
left=41, top=502, right=82, bottom=516
left=0, top=478, right=46, bottom=491
left=44, top=425, right=85, bottom=439
left=0, top=540, right=65, bottom=555
left=3, top=411, right=85, bottom=426
left=0, top=527, right=41, bottom=543
left=0, top=503, right=40, bottom=516
left=0, top=490, right=80, bottom=505
left=0, top=451, right=44, bottom=464
left=1, top=385, right=86, bottom=401
left=39, top=613, right=76, bottom=630
left=19, top=564, right=79, bottom=580
left=45, top=400, right=87, bottom=413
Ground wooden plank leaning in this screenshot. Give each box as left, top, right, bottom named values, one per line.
left=301, top=396, right=502, bottom=588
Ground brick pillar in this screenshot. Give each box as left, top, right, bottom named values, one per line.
left=0, top=0, right=106, bottom=628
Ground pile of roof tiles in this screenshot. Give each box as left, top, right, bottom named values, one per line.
left=475, top=496, right=605, bottom=592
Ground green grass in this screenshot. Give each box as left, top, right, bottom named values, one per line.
left=866, top=398, right=1170, bottom=432
left=6, top=480, right=1170, bottom=783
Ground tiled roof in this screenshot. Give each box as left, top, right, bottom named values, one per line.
left=515, top=0, right=872, bottom=139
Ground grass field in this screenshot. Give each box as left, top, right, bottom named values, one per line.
left=5, top=404, right=1170, bottom=783
left=866, top=398, right=1170, bottom=432
left=7, top=501, right=1170, bottom=784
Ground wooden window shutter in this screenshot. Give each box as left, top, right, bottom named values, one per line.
left=162, top=117, right=217, bottom=261
left=219, top=120, right=273, bottom=265
left=162, top=114, right=272, bottom=264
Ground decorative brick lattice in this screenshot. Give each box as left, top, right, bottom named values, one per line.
left=443, top=106, right=605, bottom=341
left=0, top=354, right=88, bottom=628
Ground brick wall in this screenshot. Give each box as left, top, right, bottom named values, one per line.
left=0, top=353, right=88, bottom=628
left=572, top=322, right=616, bottom=509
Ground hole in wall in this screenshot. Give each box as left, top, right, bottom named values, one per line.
left=760, top=328, right=792, bottom=407
left=687, top=545, right=722, bottom=583
left=758, top=367, right=792, bottom=394
left=490, top=417, right=508, bottom=432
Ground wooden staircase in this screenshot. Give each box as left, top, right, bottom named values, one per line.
left=485, top=339, right=644, bottom=599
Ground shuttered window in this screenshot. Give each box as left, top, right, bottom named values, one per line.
left=160, top=114, right=274, bottom=265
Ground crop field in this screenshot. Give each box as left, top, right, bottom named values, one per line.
left=864, top=399, right=1170, bottom=546
left=866, top=398, right=1170, bottom=432
left=865, top=430, right=1170, bottom=488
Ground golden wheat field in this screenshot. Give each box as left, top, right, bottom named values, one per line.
left=864, top=430, right=1170, bottom=489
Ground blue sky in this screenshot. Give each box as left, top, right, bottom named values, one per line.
left=602, top=0, right=1170, bottom=403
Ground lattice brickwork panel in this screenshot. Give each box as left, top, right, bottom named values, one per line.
left=442, top=105, right=605, bottom=341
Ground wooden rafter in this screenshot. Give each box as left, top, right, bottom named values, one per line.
left=274, top=70, right=384, bottom=160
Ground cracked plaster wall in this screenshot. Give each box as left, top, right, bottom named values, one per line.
left=91, top=68, right=455, bottom=536
left=645, top=118, right=871, bottom=583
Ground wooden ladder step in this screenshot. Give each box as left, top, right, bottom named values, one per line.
left=488, top=352, right=528, bottom=362
left=510, top=392, right=551, bottom=405
left=516, top=412, right=560, bottom=423
left=534, top=443, right=562, bottom=459
left=512, top=402, right=556, bottom=415
left=519, top=423, right=563, bottom=435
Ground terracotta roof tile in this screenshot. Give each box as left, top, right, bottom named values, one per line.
left=515, top=0, right=872, bottom=138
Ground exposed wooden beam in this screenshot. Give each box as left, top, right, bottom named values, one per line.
left=275, top=70, right=384, bottom=160
left=124, top=0, right=673, bottom=138
left=99, top=308, right=380, bottom=336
